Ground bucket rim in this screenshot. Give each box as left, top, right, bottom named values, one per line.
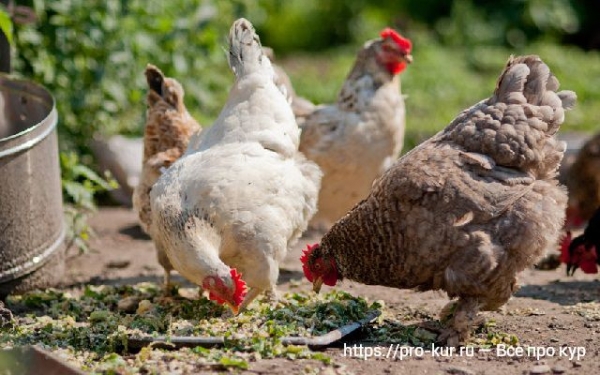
left=0, top=74, right=58, bottom=158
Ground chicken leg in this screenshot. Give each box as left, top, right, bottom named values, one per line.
left=156, top=241, right=174, bottom=294
left=437, top=297, right=484, bottom=347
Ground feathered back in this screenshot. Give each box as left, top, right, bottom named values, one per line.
left=444, top=55, right=576, bottom=179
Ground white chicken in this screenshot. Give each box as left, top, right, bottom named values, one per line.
left=299, top=28, right=413, bottom=229
left=150, top=18, right=321, bottom=314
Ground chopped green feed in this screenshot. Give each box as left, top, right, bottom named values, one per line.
left=0, top=284, right=378, bottom=373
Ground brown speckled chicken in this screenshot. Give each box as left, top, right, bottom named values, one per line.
left=299, top=28, right=412, bottom=229
left=565, top=132, right=600, bottom=228
left=302, top=55, right=576, bottom=346
left=132, top=64, right=201, bottom=290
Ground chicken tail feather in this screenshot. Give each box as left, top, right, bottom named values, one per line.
left=145, top=64, right=186, bottom=110
left=228, top=18, right=268, bottom=78
left=145, top=64, right=165, bottom=97
left=448, top=55, right=576, bottom=177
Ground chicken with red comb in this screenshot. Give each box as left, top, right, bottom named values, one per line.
left=150, top=19, right=321, bottom=315
left=302, top=55, right=576, bottom=346
left=299, top=27, right=413, bottom=230
left=561, top=207, right=600, bottom=275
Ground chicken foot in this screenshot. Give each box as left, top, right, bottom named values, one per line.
left=436, top=297, right=484, bottom=347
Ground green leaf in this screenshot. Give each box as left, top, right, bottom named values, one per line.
left=71, top=164, right=115, bottom=190
left=218, top=357, right=249, bottom=370
left=0, top=7, right=12, bottom=45
left=62, top=180, right=94, bottom=207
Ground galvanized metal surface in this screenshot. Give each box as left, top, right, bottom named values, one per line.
left=0, top=346, right=84, bottom=375
left=0, top=74, right=65, bottom=296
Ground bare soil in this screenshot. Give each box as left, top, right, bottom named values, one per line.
left=61, top=207, right=600, bottom=375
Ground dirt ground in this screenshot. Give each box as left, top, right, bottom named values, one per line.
left=60, top=207, right=600, bottom=375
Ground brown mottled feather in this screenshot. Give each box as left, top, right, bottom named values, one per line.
left=132, top=64, right=201, bottom=284
left=316, top=55, right=575, bottom=343
left=566, top=132, right=600, bottom=222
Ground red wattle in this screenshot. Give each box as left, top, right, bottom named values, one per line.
left=387, top=62, right=407, bottom=75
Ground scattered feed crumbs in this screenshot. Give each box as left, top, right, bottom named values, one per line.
left=366, top=308, right=519, bottom=349
left=565, top=302, right=600, bottom=321
left=0, top=283, right=379, bottom=373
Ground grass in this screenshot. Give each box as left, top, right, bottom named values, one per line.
left=275, top=31, right=600, bottom=151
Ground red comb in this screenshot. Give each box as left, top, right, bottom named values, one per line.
left=230, top=268, right=247, bottom=306
left=559, top=231, right=572, bottom=264
left=380, top=28, right=412, bottom=52
left=300, top=244, right=319, bottom=282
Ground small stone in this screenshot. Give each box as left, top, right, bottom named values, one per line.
left=106, top=259, right=131, bottom=269
left=551, top=365, right=566, bottom=374
left=572, top=361, right=582, bottom=368
left=550, top=338, right=559, bottom=343
left=445, top=366, right=475, bottom=375
left=136, top=299, right=154, bottom=315
left=117, top=296, right=141, bottom=313
left=530, top=364, right=551, bottom=374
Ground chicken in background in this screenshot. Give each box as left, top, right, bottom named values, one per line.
left=132, top=64, right=201, bottom=290
left=560, top=206, right=600, bottom=275
left=150, top=19, right=321, bottom=314
left=564, top=131, right=600, bottom=228
left=262, top=46, right=316, bottom=121
left=299, top=28, right=412, bottom=229
left=301, top=55, right=576, bottom=346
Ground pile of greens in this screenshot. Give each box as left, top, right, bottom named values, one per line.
left=0, top=284, right=379, bottom=373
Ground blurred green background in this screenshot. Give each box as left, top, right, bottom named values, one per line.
left=4, top=0, right=600, bottom=190
left=6, top=0, right=600, bottom=154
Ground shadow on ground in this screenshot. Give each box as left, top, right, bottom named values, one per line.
left=516, top=279, right=600, bottom=306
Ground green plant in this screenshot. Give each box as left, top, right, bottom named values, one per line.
left=11, top=0, right=259, bottom=252
left=12, top=0, right=260, bottom=160
left=60, top=151, right=118, bottom=253
left=0, top=5, right=13, bottom=45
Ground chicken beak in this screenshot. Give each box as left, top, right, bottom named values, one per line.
left=313, top=277, right=324, bottom=293
left=566, top=263, right=578, bottom=276
left=403, top=54, right=413, bottom=64
left=227, top=302, right=240, bottom=316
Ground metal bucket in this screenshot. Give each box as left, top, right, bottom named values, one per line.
left=0, top=74, right=65, bottom=298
